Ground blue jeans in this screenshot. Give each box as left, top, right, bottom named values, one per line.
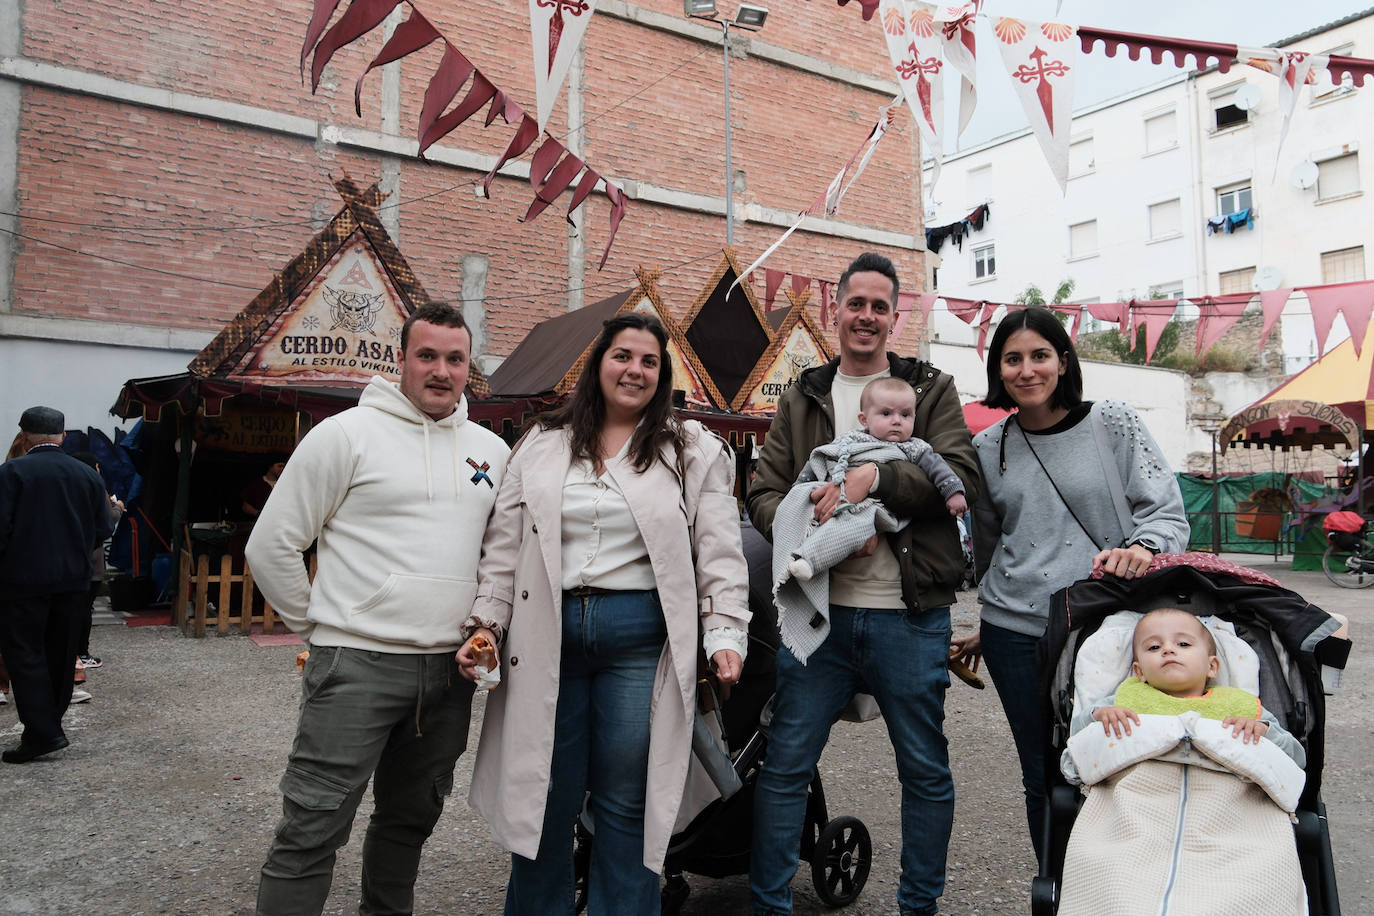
left=979, top=620, right=1046, bottom=862
left=504, top=590, right=666, bottom=916
left=750, top=605, right=953, bottom=916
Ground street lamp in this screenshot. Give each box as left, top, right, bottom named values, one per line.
left=686, top=1, right=769, bottom=247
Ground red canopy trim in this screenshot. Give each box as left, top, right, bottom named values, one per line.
left=829, top=5, right=1374, bottom=87
left=302, top=0, right=629, bottom=269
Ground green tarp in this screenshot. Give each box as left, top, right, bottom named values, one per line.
left=1176, top=472, right=1336, bottom=570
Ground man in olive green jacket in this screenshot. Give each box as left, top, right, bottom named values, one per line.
left=746, top=252, right=980, bottom=916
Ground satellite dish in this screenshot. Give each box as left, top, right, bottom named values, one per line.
left=1291, top=160, right=1319, bottom=190
left=1253, top=266, right=1283, bottom=291
left=1234, top=84, right=1263, bottom=111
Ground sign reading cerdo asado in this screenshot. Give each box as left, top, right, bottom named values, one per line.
left=196, top=406, right=299, bottom=455
left=232, top=237, right=408, bottom=384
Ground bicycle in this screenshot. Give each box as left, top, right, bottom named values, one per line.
left=1321, top=518, right=1374, bottom=589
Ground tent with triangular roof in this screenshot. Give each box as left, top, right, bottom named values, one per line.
left=733, top=287, right=833, bottom=415
left=119, top=176, right=488, bottom=427
left=682, top=248, right=775, bottom=407
left=488, top=266, right=725, bottom=410
left=110, top=177, right=500, bottom=580
left=1220, top=336, right=1370, bottom=453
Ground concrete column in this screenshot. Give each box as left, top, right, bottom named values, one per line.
left=0, top=0, right=22, bottom=315
left=461, top=254, right=489, bottom=365
left=378, top=7, right=403, bottom=240
left=566, top=45, right=586, bottom=311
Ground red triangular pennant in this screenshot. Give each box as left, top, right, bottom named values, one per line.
left=1304, top=279, right=1374, bottom=357
left=1194, top=295, right=1248, bottom=357
left=764, top=269, right=784, bottom=313
left=1256, top=288, right=1292, bottom=352
left=1130, top=300, right=1176, bottom=364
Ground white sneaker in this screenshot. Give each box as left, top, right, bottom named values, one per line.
left=70, top=688, right=92, bottom=704
left=0, top=690, right=8, bottom=705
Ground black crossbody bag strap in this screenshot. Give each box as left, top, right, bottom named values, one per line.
left=1016, top=419, right=1113, bottom=548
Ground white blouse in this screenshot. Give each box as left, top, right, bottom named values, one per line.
left=559, top=453, right=656, bottom=592
left=557, top=444, right=749, bottom=660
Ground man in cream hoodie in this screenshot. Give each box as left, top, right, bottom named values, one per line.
left=246, top=303, right=509, bottom=916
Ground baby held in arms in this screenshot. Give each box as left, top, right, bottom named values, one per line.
left=788, top=377, right=967, bottom=583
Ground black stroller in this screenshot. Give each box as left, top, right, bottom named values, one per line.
left=1029, top=555, right=1351, bottom=915
left=574, top=530, right=874, bottom=914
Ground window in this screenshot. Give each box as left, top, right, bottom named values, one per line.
left=1068, top=220, right=1098, bottom=259
left=1218, top=267, right=1256, bottom=295
left=1069, top=136, right=1094, bottom=177
left=973, top=243, right=996, bottom=280
left=1321, top=246, right=1366, bottom=283
left=967, top=165, right=991, bottom=206
left=1150, top=281, right=1185, bottom=301
left=1144, top=110, right=1177, bottom=154
left=1313, top=44, right=1356, bottom=103
left=1211, top=86, right=1249, bottom=131
left=1217, top=185, right=1252, bottom=216
left=1317, top=153, right=1360, bottom=201
left=1148, top=199, right=1181, bottom=240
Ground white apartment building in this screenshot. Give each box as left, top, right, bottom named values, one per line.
left=923, top=9, right=1373, bottom=375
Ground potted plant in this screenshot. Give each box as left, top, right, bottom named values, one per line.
left=1235, top=487, right=1291, bottom=540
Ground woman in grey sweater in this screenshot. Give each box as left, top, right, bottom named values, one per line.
left=952, top=307, right=1189, bottom=860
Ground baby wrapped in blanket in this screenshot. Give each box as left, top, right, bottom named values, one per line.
left=1057, top=608, right=1307, bottom=916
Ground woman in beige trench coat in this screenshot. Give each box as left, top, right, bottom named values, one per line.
left=457, top=313, right=750, bottom=916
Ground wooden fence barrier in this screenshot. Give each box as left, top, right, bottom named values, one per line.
left=175, top=544, right=315, bottom=637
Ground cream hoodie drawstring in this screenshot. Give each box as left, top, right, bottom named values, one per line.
left=420, top=418, right=464, bottom=504
left=421, top=422, right=434, bottom=501
left=452, top=423, right=462, bottom=504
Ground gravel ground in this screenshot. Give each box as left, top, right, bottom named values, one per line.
left=1, top=557, right=1368, bottom=915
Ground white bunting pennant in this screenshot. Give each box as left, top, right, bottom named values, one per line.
left=938, top=2, right=981, bottom=139
left=881, top=0, right=948, bottom=193
left=732, top=96, right=903, bottom=290
left=1240, top=47, right=1329, bottom=178
left=530, top=0, right=598, bottom=132
left=992, top=17, right=1078, bottom=191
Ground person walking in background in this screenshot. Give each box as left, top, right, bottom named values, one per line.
left=245, top=303, right=509, bottom=915
left=457, top=312, right=749, bottom=916
left=952, top=307, right=1189, bottom=860
left=71, top=450, right=124, bottom=675
left=0, top=407, right=116, bottom=763
left=746, top=252, right=980, bottom=916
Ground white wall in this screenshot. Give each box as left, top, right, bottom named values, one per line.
left=924, top=12, right=1374, bottom=372
left=930, top=341, right=1191, bottom=468
left=0, top=338, right=198, bottom=437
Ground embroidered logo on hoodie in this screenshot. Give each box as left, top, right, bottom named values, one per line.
left=467, top=457, right=494, bottom=487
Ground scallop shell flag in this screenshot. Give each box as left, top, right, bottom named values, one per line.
left=939, top=2, right=981, bottom=140
left=992, top=17, right=1078, bottom=191
left=881, top=0, right=949, bottom=190
left=531, top=0, right=599, bottom=131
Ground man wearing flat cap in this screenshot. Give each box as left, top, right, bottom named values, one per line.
left=0, top=406, right=116, bottom=763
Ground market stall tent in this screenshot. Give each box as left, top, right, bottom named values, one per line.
left=1220, top=336, right=1371, bottom=451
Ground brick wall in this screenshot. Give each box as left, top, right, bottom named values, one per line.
left=9, top=0, right=924, bottom=364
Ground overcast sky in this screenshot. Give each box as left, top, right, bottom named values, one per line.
left=941, top=2, right=1370, bottom=150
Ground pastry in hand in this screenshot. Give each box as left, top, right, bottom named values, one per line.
left=471, top=633, right=500, bottom=690
left=947, top=655, right=984, bottom=689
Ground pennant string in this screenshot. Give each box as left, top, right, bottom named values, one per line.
left=302, top=0, right=629, bottom=268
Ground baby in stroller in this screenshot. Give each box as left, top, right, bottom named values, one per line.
left=1086, top=607, right=1304, bottom=761
left=1035, top=554, right=1350, bottom=916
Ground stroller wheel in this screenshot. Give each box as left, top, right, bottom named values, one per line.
left=660, top=873, right=690, bottom=916
left=810, top=815, right=871, bottom=906
left=1030, top=875, right=1059, bottom=916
